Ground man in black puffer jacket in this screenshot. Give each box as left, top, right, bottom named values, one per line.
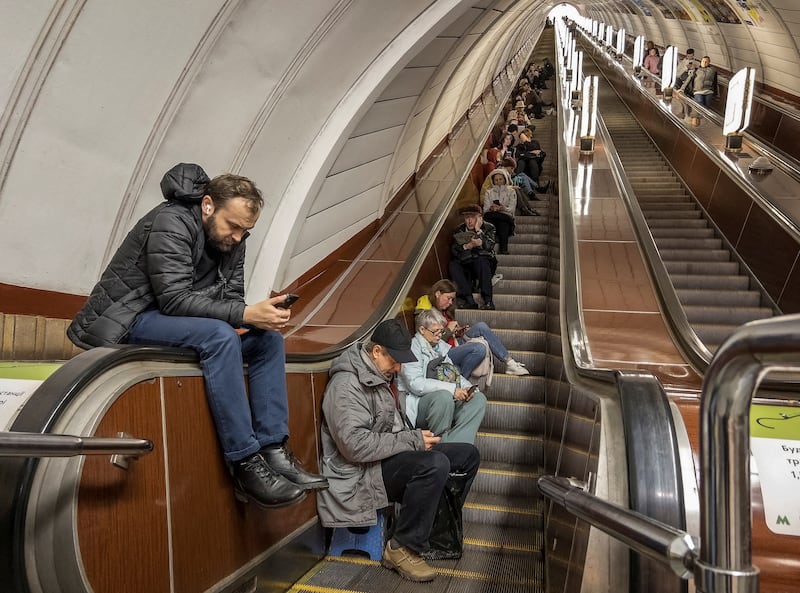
left=68, top=163, right=328, bottom=508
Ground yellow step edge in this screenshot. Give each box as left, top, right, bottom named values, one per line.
left=479, top=467, right=539, bottom=479
left=298, top=557, right=538, bottom=589
left=464, top=501, right=540, bottom=515
left=464, top=536, right=539, bottom=553
left=477, top=431, right=539, bottom=441
left=486, top=400, right=541, bottom=408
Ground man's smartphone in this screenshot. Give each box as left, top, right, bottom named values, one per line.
left=467, top=385, right=478, bottom=395
left=276, top=293, right=299, bottom=309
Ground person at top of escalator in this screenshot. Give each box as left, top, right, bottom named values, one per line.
left=691, top=56, right=718, bottom=108
left=68, top=163, right=327, bottom=510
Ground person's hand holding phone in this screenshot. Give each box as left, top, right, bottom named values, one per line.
left=453, top=387, right=470, bottom=401
left=465, top=385, right=477, bottom=401
left=275, top=293, right=299, bottom=309
left=243, top=294, right=297, bottom=331
left=421, top=429, right=441, bottom=451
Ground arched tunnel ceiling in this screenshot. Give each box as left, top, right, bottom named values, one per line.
left=0, top=0, right=797, bottom=299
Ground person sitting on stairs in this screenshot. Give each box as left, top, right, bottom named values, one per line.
left=448, top=204, right=498, bottom=311
left=483, top=168, right=516, bottom=255
left=397, top=309, right=488, bottom=445
left=415, top=279, right=530, bottom=376
left=317, top=319, right=480, bottom=583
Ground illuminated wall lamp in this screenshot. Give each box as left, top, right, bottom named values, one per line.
left=615, top=28, right=626, bottom=60
left=661, top=46, right=678, bottom=100
left=579, top=76, right=599, bottom=154
left=571, top=51, right=584, bottom=106
left=632, top=35, right=645, bottom=77
left=723, top=67, right=756, bottom=152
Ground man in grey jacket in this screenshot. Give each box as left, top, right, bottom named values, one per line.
left=69, top=163, right=326, bottom=509
left=317, top=319, right=480, bottom=582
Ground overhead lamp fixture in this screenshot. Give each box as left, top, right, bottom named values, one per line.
left=632, top=36, right=645, bottom=78
left=571, top=51, right=584, bottom=106
left=566, top=39, right=576, bottom=82
left=723, top=67, right=756, bottom=152
left=661, top=46, right=678, bottom=99
left=579, top=75, right=599, bottom=154
left=605, top=25, right=613, bottom=48
left=615, top=28, right=626, bottom=59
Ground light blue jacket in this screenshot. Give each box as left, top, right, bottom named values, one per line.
left=397, top=332, right=472, bottom=425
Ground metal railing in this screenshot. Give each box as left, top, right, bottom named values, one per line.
left=0, top=431, right=152, bottom=458
left=540, top=313, right=800, bottom=593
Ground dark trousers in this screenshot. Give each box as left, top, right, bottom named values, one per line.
left=448, top=255, right=494, bottom=304
left=381, top=443, right=479, bottom=553
left=484, top=211, right=514, bottom=252
left=516, top=157, right=541, bottom=182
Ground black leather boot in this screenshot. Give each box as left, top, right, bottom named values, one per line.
left=261, top=443, right=329, bottom=490
left=232, top=453, right=306, bottom=507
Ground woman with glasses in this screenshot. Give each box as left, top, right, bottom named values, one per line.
left=416, top=279, right=529, bottom=376
left=397, top=309, right=487, bottom=444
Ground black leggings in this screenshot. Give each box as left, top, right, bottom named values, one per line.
left=483, top=211, right=514, bottom=252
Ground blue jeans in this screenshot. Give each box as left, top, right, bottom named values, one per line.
left=446, top=341, right=485, bottom=378
left=464, top=321, right=509, bottom=361
left=694, top=93, right=712, bottom=107
left=513, top=172, right=536, bottom=195
left=128, top=309, right=289, bottom=462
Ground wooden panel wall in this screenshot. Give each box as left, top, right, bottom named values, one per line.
left=1, top=314, right=82, bottom=360
left=75, top=369, right=328, bottom=593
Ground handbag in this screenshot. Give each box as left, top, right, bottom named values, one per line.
left=423, top=470, right=471, bottom=560
left=426, top=356, right=460, bottom=383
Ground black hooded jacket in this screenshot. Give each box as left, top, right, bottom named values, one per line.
left=67, top=163, right=247, bottom=349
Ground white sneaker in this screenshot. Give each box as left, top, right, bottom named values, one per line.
left=505, top=359, right=530, bottom=376
left=491, top=273, right=504, bottom=286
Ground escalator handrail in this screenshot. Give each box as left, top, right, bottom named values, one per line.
left=538, top=475, right=697, bottom=579
left=594, top=111, right=712, bottom=372
left=0, top=431, right=152, bottom=458
left=553, top=24, right=632, bottom=388
left=695, top=314, right=800, bottom=593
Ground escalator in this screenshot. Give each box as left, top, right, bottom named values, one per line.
left=581, top=57, right=780, bottom=353
left=293, top=35, right=559, bottom=593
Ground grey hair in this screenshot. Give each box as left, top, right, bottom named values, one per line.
left=416, top=308, right=446, bottom=331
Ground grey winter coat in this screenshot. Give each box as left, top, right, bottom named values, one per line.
left=67, top=163, right=247, bottom=349
left=317, top=343, right=425, bottom=527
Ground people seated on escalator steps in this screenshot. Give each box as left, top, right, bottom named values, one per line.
left=416, top=279, right=530, bottom=377
left=317, top=319, right=480, bottom=582
left=448, top=204, right=497, bottom=311
left=506, top=101, right=530, bottom=129
left=514, top=129, right=548, bottom=190
left=397, top=309, right=487, bottom=445
left=482, top=169, right=516, bottom=256
left=479, top=157, right=539, bottom=215
left=67, top=163, right=327, bottom=509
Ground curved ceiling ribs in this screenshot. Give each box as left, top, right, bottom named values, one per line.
left=0, top=0, right=797, bottom=300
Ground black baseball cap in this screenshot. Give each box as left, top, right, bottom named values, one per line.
left=371, top=319, right=417, bottom=363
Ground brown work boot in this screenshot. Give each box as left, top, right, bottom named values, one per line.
left=381, top=540, right=436, bottom=582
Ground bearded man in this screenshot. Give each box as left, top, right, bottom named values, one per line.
left=68, top=163, right=327, bottom=508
